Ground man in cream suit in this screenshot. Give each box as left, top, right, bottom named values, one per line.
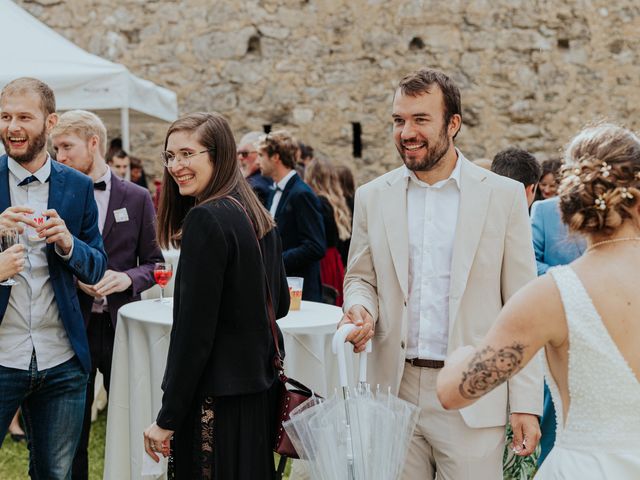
left=341, top=68, right=543, bottom=479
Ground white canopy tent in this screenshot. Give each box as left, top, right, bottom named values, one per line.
left=0, top=0, right=178, bottom=151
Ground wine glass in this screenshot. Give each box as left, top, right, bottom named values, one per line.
left=0, top=228, right=20, bottom=286
left=153, top=262, right=173, bottom=304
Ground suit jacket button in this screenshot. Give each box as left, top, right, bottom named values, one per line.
left=400, top=341, right=405, bottom=349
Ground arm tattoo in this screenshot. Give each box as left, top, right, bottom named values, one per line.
left=458, top=343, right=527, bottom=399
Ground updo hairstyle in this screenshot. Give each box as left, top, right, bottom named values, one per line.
left=559, top=123, right=640, bottom=235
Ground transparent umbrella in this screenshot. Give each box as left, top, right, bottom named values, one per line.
left=284, top=324, right=419, bottom=480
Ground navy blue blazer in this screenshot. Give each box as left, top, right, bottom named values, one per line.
left=0, top=155, right=107, bottom=373
left=530, top=197, right=585, bottom=275
left=268, top=174, right=325, bottom=301
left=246, top=171, right=272, bottom=208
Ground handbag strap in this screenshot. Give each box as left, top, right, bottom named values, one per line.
left=222, top=196, right=285, bottom=374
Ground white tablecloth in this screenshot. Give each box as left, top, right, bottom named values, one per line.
left=104, top=300, right=352, bottom=480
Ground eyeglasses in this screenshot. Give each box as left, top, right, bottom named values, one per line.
left=237, top=150, right=257, bottom=159
left=160, top=149, right=213, bottom=167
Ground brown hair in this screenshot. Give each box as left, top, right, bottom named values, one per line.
left=540, top=158, right=562, bottom=181
left=559, top=123, right=640, bottom=236
left=157, top=112, right=275, bottom=248
left=106, top=149, right=128, bottom=163
left=1, top=77, right=56, bottom=116
left=304, top=158, right=352, bottom=241
left=129, top=156, right=143, bottom=169
left=397, top=68, right=462, bottom=139
left=258, top=130, right=297, bottom=169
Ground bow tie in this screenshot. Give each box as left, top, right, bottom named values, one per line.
left=274, top=186, right=283, bottom=193
left=18, top=175, right=48, bottom=187
left=94, top=181, right=107, bottom=191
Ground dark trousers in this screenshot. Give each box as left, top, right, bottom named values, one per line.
left=71, top=311, right=115, bottom=480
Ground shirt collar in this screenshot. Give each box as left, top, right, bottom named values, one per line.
left=403, top=149, right=463, bottom=189
left=275, top=169, right=297, bottom=191
left=96, top=166, right=112, bottom=187
left=8, top=155, right=52, bottom=185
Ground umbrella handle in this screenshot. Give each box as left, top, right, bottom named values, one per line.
left=332, top=324, right=372, bottom=387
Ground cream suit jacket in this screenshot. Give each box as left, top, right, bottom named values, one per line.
left=343, top=156, right=543, bottom=428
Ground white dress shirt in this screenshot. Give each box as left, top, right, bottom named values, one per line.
left=93, top=167, right=112, bottom=234
left=405, top=157, right=461, bottom=361
left=91, top=167, right=112, bottom=313
left=269, top=170, right=297, bottom=217
left=0, top=157, right=75, bottom=371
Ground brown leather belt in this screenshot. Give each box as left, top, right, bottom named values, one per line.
left=405, top=358, right=445, bottom=369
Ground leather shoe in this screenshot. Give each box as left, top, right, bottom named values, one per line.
left=10, top=432, right=26, bottom=442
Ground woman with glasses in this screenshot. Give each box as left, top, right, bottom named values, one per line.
left=143, top=112, right=289, bottom=479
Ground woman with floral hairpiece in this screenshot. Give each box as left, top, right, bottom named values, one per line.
left=437, top=123, right=640, bottom=478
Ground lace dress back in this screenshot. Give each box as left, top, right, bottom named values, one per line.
left=538, top=266, right=640, bottom=478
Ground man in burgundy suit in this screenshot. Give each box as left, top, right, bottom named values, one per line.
left=51, top=110, right=164, bottom=480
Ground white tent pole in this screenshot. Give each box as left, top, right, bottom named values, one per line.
left=120, top=107, right=130, bottom=152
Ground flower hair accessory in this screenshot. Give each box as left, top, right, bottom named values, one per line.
left=600, top=162, right=612, bottom=177
left=568, top=174, right=582, bottom=186
left=595, top=194, right=607, bottom=211
left=620, top=187, right=634, bottom=200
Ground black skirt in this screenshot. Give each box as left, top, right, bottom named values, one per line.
left=169, top=380, right=280, bottom=480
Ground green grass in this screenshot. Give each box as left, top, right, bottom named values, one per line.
left=0, top=410, right=292, bottom=479
left=0, top=409, right=106, bottom=480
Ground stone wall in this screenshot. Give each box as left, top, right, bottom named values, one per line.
left=15, top=0, right=640, bottom=184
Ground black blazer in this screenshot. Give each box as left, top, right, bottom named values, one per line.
left=157, top=198, right=289, bottom=431
left=318, top=195, right=339, bottom=248
left=269, top=174, right=325, bottom=301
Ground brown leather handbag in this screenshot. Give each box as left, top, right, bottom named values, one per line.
left=266, top=294, right=315, bottom=459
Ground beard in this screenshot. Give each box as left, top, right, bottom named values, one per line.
left=397, top=124, right=451, bottom=173
left=1, top=123, right=48, bottom=164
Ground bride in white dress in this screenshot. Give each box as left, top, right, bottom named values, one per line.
left=436, top=123, right=640, bottom=479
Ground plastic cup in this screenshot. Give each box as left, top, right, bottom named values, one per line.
left=287, top=277, right=304, bottom=311
left=27, top=208, right=47, bottom=243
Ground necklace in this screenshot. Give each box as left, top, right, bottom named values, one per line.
left=586, top=236, right=640, bottom=253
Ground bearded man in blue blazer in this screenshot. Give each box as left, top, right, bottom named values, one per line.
left=0, top=78, right=106, bottom=479
left=51, top=109, right=164, bottom=479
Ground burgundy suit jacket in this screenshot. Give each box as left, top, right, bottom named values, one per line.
left=79, top=172, right=164, bottom=327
